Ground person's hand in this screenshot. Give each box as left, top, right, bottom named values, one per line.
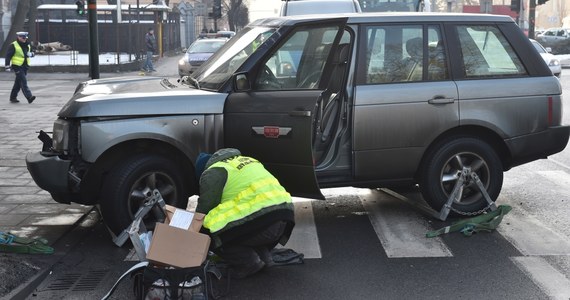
left=5, top=66, right=11, bottom=72
left=27, top=52, right=34, bottom=58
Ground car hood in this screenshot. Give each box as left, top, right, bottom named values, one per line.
left=539, top=52, right=556, bottom=63
left=187, top=52, right=215, bottom=61
left=58, top=76, right=227, bottom=118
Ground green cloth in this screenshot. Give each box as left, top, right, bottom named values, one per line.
left=426, top=205, right=512, bottom=238
left=0, top=231, right=54, bottom=254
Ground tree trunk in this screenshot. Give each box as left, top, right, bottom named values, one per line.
left=28, top=0, right=38, bottom=47
left=0, top=0, right=31, bottom=57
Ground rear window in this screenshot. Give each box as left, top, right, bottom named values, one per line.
left=457, top=25, right=527, bottom=78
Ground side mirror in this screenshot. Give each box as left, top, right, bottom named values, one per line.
left=234, top=72, right=251, bottom=91
left=545, top=47, right=552, bottom=53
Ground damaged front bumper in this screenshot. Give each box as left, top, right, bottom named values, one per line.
left=26, top=151, right=76, bottom=204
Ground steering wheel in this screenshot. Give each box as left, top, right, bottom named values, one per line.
left=297, top=70, right=322, bottom=88
left=258, top=66, right=282, bottom=90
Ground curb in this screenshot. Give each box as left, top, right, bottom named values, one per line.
left=3, top=209, right=101, bottom=300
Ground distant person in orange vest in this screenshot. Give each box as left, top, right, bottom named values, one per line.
left=5, top=32, right=36, bottom=104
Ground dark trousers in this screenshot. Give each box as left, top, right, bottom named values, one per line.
left=214, top=221, right=287, bottom=268
left=10, top=66, right=33, bottom=100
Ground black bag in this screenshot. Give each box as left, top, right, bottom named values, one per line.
left=132, top=261, right=230, bottom=300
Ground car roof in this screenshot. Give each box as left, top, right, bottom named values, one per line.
left=195, top=38, right=228, bottom=43
left=251, top=12, right=515, bottom=27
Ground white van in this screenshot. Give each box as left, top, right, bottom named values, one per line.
left=280, top=0, right=362, bottom=16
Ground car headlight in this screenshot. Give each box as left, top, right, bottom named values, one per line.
left=549, top=59, right=560, bottom=67
left=52, top=119, right=70, bottom=152
left=179, top=58, right=186, bottom=66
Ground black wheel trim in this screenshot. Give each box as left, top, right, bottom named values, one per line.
left=439, top=151, right=491, bottom=206
left=127, top=170, right=178, bottom=222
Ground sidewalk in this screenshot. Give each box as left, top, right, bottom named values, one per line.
left=0, top=53, right=182, bottom=299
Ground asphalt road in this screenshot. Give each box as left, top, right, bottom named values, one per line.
left=2, top=60, right=569, bottom=300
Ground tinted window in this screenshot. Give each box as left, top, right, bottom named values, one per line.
left=457, top=25, right=527, bottom=78
left=256, top=25, right=341, bottom=90
left=364, top=24, right=448, bottom=84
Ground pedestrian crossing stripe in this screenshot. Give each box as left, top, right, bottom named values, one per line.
left=127, top=188, right=570, bottom=261
left=511, top=256, right=570, bottom=299
left=359, top=189, right=453, bottom=258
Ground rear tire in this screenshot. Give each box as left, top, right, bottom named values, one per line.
left=419, top=136, right=503, bottom=214
left=99, top=154, right=191, bottom=236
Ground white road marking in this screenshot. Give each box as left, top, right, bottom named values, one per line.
left=537, top=170, right=570, bottom=187
left=497, top=210, right=570, bottom=256
left=511, top=256, right=570, bottom=300
left=278, top=198, right=322, bottom=259
left=360, top=190, right=453, bottom=258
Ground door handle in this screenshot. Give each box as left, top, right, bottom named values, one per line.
left=428, top=97, right=455, bottom=104
left=289, top=110, right=311, bottom=117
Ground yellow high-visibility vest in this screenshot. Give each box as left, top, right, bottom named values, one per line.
left=10, top=41, right=31, bottom=66
left=203, top=156, right=291, bottom=233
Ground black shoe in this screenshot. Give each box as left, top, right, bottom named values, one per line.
left=27, top=96, right=36, bottom=104
left=9, top=98, right=19, bottom=103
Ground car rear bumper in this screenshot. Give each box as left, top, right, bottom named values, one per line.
left=506, top=125, right=570, bottom=168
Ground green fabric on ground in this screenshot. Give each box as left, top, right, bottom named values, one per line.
left=426, top=205, right=512, bottom=238
left=0, top=232, right=54, bottom=254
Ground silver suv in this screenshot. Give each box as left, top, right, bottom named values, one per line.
left=26, top=13, right=569, bottom=235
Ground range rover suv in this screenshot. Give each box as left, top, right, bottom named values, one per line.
left=26, top=13, right=569, bottom=235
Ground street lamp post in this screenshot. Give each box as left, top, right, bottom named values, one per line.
left=88, top=0, right=100, bottom=79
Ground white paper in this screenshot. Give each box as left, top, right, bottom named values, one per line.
left=169, top=209, right=194, bottom=230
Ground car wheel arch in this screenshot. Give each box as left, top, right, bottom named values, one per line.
left=414, top=125, right=511, bottom=181
left=80, top=138, right=198, bottom=205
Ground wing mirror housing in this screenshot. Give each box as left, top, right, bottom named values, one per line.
left=234, top=72, right=251, bottom=91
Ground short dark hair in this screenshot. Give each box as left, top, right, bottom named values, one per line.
left=148, top=28, right=154, bottom=32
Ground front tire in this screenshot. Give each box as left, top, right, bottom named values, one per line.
left=99, top=154, right=191, bottom=235
left=419, top=136, right=503, bottom=215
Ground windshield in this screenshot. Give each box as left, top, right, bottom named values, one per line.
left=193, top=26, right=277, bottom=90
left=188, top=40, right=227, bottom=53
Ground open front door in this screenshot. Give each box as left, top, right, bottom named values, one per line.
left=224, top=90, right=323, bottom=199
left=223, top=22, right=347, bottom=200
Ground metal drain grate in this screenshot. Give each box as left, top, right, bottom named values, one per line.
left=45, top=269, right=109, bottom=292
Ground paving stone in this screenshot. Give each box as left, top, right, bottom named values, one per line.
left=9, top=204, right=67, bottom=214
left=0, top=204, right=17, bottom=214
left=1, top=194, right=53, bottom=204
left=0, top=214, right=29, bottom=226
left=0, top=178, right=32, bottom=186
left=0, top=186, right=43, bottom=195
left=1, top=225, right=69, bottom=243
left=22, top=213, right=85, bottom=226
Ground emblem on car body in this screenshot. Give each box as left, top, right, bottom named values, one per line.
left=252, top=126, right=292, bottom=138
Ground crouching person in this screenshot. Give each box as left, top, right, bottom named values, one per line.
left=194, top=148, right=295, bottom=279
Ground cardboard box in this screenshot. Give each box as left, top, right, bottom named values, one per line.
left=146, top=206, right=210, bottom=268
left=164, top=205, right=206, bottom=232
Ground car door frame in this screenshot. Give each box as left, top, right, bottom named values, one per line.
left=223, top=19, right=349, bottom=200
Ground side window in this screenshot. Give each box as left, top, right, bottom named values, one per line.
left=544, top=30, right=554, bottom=36
left=365, top=24, right=448, bottom=84
left=457, top=25, right=527, bottom=78
left=255, top=25, right=340, bottom=90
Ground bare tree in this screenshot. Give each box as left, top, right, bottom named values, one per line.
left=0, top=0, right=31, bottom=56
left=225, top=0, right=249, bottom=32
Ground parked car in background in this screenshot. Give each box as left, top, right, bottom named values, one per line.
left=178, top=38, right=228, bottom=76
left=26, top=13, right=569, bottom=236
left=535, top=28, right=570, bottom=54
left=280, top=0, right=362, bottom=16
left=531, top=39, right=561, bottom=77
